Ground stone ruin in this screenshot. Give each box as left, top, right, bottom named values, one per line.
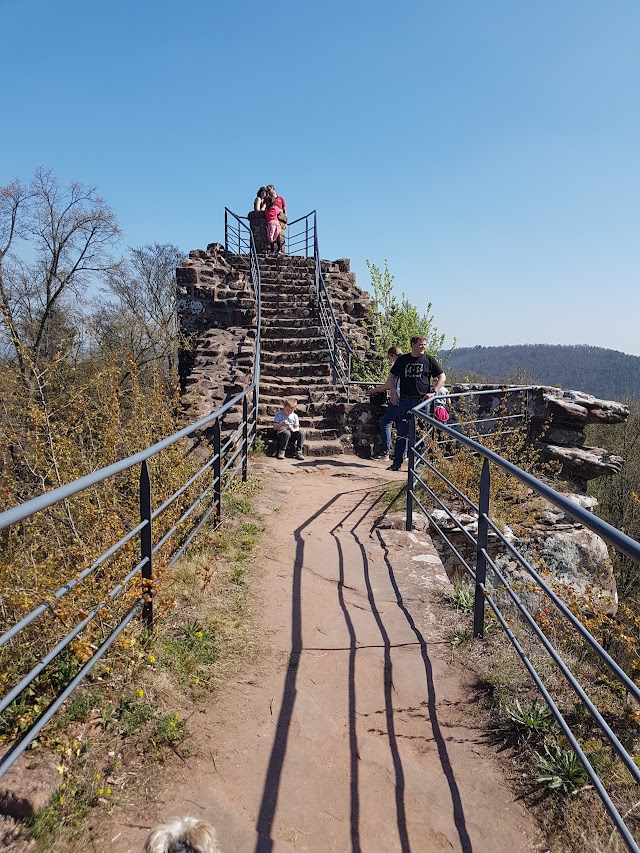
left=176, top=242, right=630, bottom=613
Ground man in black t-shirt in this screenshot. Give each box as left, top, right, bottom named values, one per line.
left=377, top=335, right=446, bottom=471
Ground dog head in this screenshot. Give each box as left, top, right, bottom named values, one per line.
left=143, top=816, right=220, bottom=853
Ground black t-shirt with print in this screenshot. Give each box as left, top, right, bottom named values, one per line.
left=391, top=353, right=444, bottom=398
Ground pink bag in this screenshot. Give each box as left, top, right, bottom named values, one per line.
left=434, top=405, right=450, bottom=423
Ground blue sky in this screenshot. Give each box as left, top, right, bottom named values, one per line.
left=2, top=0, right=638, bottom=354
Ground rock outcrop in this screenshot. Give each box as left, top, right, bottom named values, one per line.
left=430, top=490, right=618, bottom=615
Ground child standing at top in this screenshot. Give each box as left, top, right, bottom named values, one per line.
left=272, top=397, right=305, bottom=460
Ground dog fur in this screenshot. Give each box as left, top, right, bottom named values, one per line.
left=143, top=816, right=220, bottom=853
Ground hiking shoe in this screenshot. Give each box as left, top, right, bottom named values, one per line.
left=294, top=450, right=304, bottom=460
left=372, top=452, right=389, bottom=461
left=387, top=461, right=402, bottom=472
left=277, top=450, right=285, bottom=460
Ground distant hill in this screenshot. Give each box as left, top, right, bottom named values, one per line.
left=439, top=344, right=640, bottom=401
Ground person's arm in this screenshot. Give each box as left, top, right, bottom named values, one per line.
left=433, top=371, right=446, bottom=394
left=272, top=412, right=288, bottom=431
left=370, top=371, right=398, bottom=399
left=424, top=369, right=446, bottom=398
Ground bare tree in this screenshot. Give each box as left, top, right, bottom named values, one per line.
left=98, top=242, right=184, bottom=377
left=0, top=168, right=121, bottom=386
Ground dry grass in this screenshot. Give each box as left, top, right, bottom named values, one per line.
left=13, top=475, right=265, bottom=852
left=438, top=584, right=640, bottom=853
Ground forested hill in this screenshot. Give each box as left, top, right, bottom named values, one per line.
left=439, top=344, right=640, bottom=401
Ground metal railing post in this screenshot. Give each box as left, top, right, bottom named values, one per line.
left=406, top=413, right=416, bottom=531
left=305, top=217, right=309, bottom=257
left=332, top=326, right=338, bottom=383
left=139, top=460, right=153, bottom=630
left=242, top=395, right=248, bottom=482
left=214, top=419, right=222, bottom=523
left=474, top=458, right=490, bottom=638
left=252, top=382, right=259, bottom=443
left=224, top=209, right=228, bottom=259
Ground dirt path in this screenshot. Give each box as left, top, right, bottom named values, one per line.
left=86, top=455, right=540, bottom=852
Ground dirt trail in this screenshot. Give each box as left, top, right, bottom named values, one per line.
left=86, top=455, right=540, bottom=852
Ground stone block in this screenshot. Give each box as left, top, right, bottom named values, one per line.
left=176, top=266, right=198, bottom=285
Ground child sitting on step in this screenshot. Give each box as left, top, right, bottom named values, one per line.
left=272, top=398, right=305, bottom=460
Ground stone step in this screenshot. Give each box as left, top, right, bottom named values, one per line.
left=260, top=381, right=340, bottom=399
left=260, top=336, right=325, bottom=350
left=259, top=371, right=334, bottom=385
left=257, top=423, right=339, bottom=441
left=257, top=431, right=345, bottom=458
left=260, top=361, right=331, bottom=382
left=260, top=306, right=315, bottom=318
left=258, top=255, right=314, bottom=266
left=257, top=394, right=339, bottom=417
left=259, top=282, right=314, bottom=292
left=262, top=291, right=315, bottom=310
left=258, top=399, right=336, bottom=430
left=260, top=327, right=322, bottom=340
left=303, top=439, right=345, bottom=457
left=259, top=270, right=313, bottom=278
left=261, top=353, right=330, bottom=368
left=260, top=349, right=328, bottom=361
left=261, top=318, right=321, bottom=331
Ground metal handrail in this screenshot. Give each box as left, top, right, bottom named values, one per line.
left=226, top=206, right=353, bottom=394
left=0, top=216, right=262, bottom=780
left=405, top=402, right=640, bottom=852
left=311, top=212, right=352, bottom=390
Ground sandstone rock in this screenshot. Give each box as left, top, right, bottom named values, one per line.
left=429, top=499, right=617, bottom=615
left=544, top=444, right=624, bottom=480
left=376, top=511, right=429, bottom=531
left=543, top=394, right=588, bottom=421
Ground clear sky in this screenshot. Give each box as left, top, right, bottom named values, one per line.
left=2, top=0, right=638, bottom=354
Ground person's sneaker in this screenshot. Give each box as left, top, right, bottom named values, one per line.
left=372, top=452, right=389, bottom=461
left=294, top=450, right=304, bottom=460
left=387, top=461, right=402, bottom=472
left=277, top=450, right=285, bottom=460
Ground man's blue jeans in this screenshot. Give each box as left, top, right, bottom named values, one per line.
left=393, top=398, right=420, bottom=464
left=379, top=403, right=399, bottom=454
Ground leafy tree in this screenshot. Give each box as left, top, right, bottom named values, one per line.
left=354, top=259, right=453, bottom=381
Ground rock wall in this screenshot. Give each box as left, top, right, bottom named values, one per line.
left=176, top=243, right=257, bottom=426
left=321, top=258, right=372, bottom=359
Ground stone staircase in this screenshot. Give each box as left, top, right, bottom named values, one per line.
left=257, top=255, right=345, bottom=456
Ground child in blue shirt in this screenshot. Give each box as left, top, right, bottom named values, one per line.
left=272, top=397, right=305, bottom=460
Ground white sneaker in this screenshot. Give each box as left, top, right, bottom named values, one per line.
left=294, top=450, right=304, bottom=460
left=277, top=450, right=285, bottom=460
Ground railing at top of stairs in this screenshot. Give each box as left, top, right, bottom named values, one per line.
left=225, top=208, right=353, bottom=395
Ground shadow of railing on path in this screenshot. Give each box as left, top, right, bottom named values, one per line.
left=253, top=485, right=472, bottom=852
left=375, top=528, right=473, bottom=853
